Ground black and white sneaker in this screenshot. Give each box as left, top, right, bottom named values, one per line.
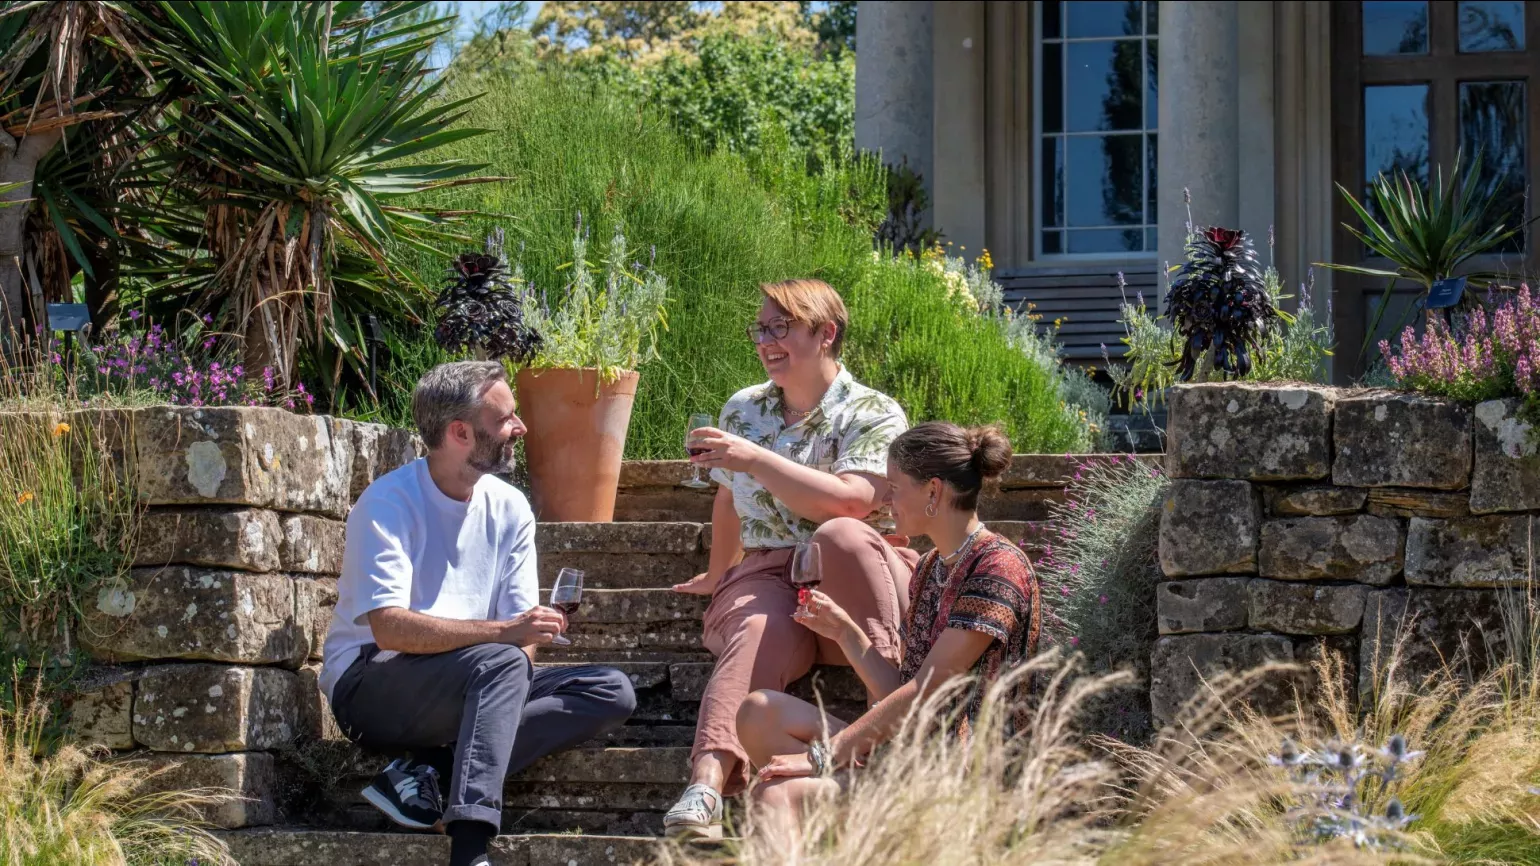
left=361, top=758, right=444, bottom=831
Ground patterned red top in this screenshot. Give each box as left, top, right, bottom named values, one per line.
left=898, top=529, right=1041, bottom=739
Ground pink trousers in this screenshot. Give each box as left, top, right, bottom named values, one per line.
left=694, top=517, right=918, bottom=794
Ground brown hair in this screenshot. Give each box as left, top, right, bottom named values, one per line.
left=888, top=422, right=1013, bottom=511
left=760, top=279, right=849, bottom=357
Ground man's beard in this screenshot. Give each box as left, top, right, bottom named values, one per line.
left=466, top=424, right=517, bottom=474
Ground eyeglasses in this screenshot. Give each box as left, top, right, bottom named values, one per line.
left=745, top=317, right=794, bottom=344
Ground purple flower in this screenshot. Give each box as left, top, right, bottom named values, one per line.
left=1098, top=594, right=1109, bottom=604
left=128, top=309, right=141, bottom=321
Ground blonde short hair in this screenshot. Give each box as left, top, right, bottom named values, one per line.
left=760, top=279, right=849, bottom=358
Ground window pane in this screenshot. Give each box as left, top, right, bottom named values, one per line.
left=1043, top=0, right=1063, bottom=39
left=1065, top=228, right=1145, bottom=254
left=1066, top=0, right=1142, bottom=38
left=1043, top=42, right=1063, bottom=134
left=1459, top=1, right=1524, bottom=51
left=1145, top=227, right=1158, bottom=251
left=1460, top=81, right=1527, bottom=250
left=1146, top=40, right=1158, bottom=129
left=1042, top=231, right=1064, bottom=255
left=1363, top=1, right=1429, bottom=55
left=1066, top=40, right=1145, bottom=132
left=1147, top=134, right=1158, bottom=223
left=1147, top=0, right=1159, bottom=34
left=1067, top=135, right=1144, bottom=226
left=1042, top=138, right=1064, bottom=228
left=1364, top=84, right=1430, bottom=191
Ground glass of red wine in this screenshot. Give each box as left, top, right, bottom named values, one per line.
left=682, top=413, right=714, bottom=489
left=549, top=567, right=584, bottom=646
left=790, top=542, right=822, bottom=616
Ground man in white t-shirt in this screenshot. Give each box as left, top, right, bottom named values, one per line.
left=320, top=361, right=636, bottom=866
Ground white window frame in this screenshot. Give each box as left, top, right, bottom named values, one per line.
left=1032, top=0, right=1159, bottom=262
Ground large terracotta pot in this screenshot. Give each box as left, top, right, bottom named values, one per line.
left=515, top=367, right=639, bottom=522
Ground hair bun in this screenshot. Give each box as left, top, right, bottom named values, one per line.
left=967, top=425, right=1012, bottom=479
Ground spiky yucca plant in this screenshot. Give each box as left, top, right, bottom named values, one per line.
left=433, top=232, right=542, bottom=363
left=1165, top=227, right=1280, bottom=380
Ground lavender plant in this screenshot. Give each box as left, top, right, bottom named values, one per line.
left=519, top=215, right=670, bottom=380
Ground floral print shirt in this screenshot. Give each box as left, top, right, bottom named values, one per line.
left=711, top=366, right=907, bottom=549
left=899, top=531, right=1041, bottom=740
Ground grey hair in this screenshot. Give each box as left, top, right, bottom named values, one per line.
left=412, top=361, right=508, bottom=448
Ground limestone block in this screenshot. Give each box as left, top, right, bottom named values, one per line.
left=348, top=421, right=424, bottom=502
left=134, top=407, right=354, bottom=517
left=1333, top=393, right=1471, bottom=489
left=80, top=567, right=308, bottom=667
left=1158, top=480, right=1260, bottom=577
left=1471, top=399, right=1540, bottom=513
left=1365, top=488, right=1470, bottom=518
left=1247, top=580, right=1365, bottom=634
left=669, top=662, right=712, bottom=702
left=65, top=673, right=136, bottom=750
left=1258, top=516, right=1405, bottom=586
left=134, top=665, right=302, bottom=753
left=297, top=663, right=345, bottom=742
left=133, top=508, right=282, bottom=572
left=308, top=577, right=337, bottom=662
left=1405, top=516, right=1536, bottom=588
left=218, top=829, right=445, bottom=866
left=1361, top=588, right=1505, bottom=699
left=294, top=577, right=322, bottom=662
left=134, top=751, right=278, bottom=828
left=1166, top=383, right=1335, bottom=480
left=1264, top=485, right=1367, bottom=517
left=580, top=588, right=710, bottom=624
left=1150, top=633, right=1294, bottom=725
left=278, top=514, right=345, bottom=574
left=539, top=552, right=706, bottom=589
left=512, top=746, right=690, bottom=784
left=1155, top=578, right=1250, bottom=634
left=536, top=522, right=705, bottom=554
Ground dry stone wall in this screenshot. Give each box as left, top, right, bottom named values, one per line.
left=1153, top=383, right=1533, bottom=726
left=58, top=406, right=423, bottom=829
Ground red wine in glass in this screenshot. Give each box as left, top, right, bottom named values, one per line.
left=549, top=568, right=583, bottom=646
left=682, top=413, right=714, bottom=489
left=791, top=542, right=822, bottom=613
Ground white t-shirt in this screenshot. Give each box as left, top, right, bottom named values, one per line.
left=319, top=458, right=539, bottom=701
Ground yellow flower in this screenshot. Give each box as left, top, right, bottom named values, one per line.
left=16, top=491, right=33, bottom=505
left=52, top=421, right=70, bottom=438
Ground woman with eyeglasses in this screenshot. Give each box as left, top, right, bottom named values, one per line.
left=663, top=279, right=914, bottom=839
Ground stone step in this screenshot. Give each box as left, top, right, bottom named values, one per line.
left=218, top=828, right=673, bottom=866
left=535, top=520, right=1051, bottom=589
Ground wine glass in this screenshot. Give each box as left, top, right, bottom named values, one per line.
left=549, top=568, right=584, bottom=646
left=790, top=542, right=822, bottom=616
left=682, top=413, right=715, bottom=489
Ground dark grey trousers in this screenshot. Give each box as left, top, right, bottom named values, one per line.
left=330, top=643, right=637, bottom=829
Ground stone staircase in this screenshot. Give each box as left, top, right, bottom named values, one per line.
left=43, top=407, right=1131, bottom=864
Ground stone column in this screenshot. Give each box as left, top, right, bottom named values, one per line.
left=1157, top=0, right=1239, bottom=298
left=855, top=1, right=934, bottom=202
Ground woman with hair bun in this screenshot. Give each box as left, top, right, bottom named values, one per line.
left=734, top=421, right=1041, bottom=841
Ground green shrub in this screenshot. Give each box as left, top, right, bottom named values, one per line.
left=378, top=72, right=1096, bottom=456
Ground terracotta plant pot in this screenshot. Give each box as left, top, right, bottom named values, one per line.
left=515, top=367, right=639, bottom=522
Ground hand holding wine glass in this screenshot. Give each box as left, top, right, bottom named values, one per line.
left=682, top=413, right=714, bottom=489
left=549, top=568, right=584, bottom=646
left=789, top=542, right=822, bottom=616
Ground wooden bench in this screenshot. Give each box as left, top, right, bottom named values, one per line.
left=996, top=266, right=1161, bottom=366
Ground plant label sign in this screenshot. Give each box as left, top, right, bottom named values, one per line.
left=1426, top=277, right=1466, bottom=310
left=46, top=303, right=91, bottom=333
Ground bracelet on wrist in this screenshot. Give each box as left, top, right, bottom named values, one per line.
left=807, top=739, right=831, bottom=776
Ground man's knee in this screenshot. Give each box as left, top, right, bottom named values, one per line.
left=597, top=667, right=638, bottom=721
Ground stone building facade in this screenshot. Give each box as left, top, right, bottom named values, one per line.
left=857, top=0, right=1538, bottom=378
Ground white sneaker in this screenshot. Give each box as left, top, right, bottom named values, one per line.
left=663, top=782, right=724, bottom=840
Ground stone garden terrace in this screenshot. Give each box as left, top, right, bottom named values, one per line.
left=50, top=382, right=1540, bottom=864
left=52, top=403, right=1118, bottom=866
